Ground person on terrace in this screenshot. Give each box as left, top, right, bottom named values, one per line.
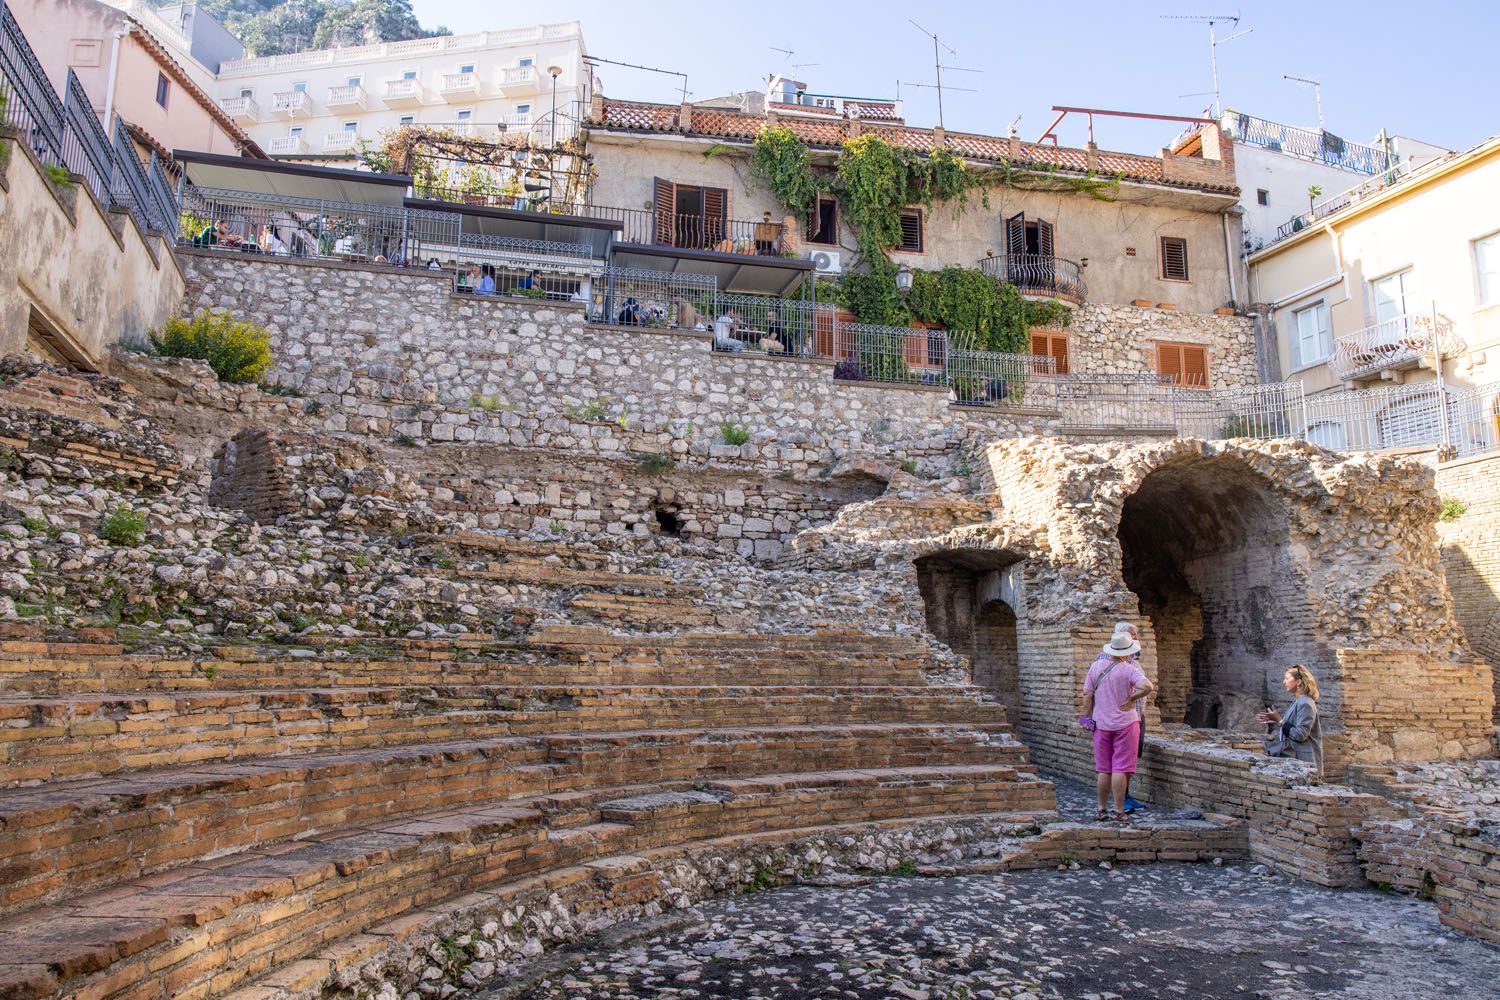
left=1258, top=665, right=1323, bottom=776
left=713, top=309, right=745, bottom=352
left=1086, top=621, right=1146, bottom=814
left=477, top=264, right=497, bottom=295
left=1081, top=631, right=1155, bottom=822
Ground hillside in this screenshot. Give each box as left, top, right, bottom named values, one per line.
left=187, top=0, right=446, bottom=56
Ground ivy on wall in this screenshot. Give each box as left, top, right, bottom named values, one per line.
left=751, top=127, right=1114, bottom=341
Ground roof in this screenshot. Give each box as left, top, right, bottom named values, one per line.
left=609, top=242, right=811, bottom=297
left=173, top=150, right=411, bottom=203
left=126, top=16, right=266, bottom=159
left=403, top=197, right=619, bottom=257
left=590, top=99, right=1240, bottom=195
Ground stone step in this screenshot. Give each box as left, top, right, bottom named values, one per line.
left=0, top=722, right=1026, bottom=913
left=0, top=685, right=1004, bottom=786
left=0, top=766, right=1054, bottom=1000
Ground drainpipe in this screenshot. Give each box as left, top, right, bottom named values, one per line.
left=1221, top=210, right=1239, bottom=309
left=103, top=25, right=132, bottom=127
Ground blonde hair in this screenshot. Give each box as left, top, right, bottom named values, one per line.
left=1287, top=664, right=1320, bottom=701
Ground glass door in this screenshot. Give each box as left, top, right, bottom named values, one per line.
left=1370, top=269, right=1413, bottom=348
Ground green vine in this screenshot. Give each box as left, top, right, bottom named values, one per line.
left=750, top=125, right=821, bottom=220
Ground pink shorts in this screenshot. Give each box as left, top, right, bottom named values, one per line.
left=1093, top=722, right=1141, bottom=774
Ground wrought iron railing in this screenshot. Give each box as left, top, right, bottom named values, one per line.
left=0, top=3, right=66, bottom=169
left=1271, top=161, right=1413, bottom=242
left=60, top=69, right=112, bottom=205
left=1328, top=313, right=1463, bottom=381
left=609, top=208, right=788, bottom=256
left=1222, top=111, right=1394, bottom=175
left=831, top=322, right=952, bottom=386
left=1448, top=383, right=1500, bottom=459
left=146, top=153, right=177, bottom=233
left=978, top=254, right=1086, bottom=303
left=948, top=341, right=1059, bottom=410
left=1171, top=380, right=1305, bottom=442
left=587, top=266, right=719, bottom=328
left=454, top=233, right=597, bottom=302
left=1058, top=374, right=1178, bottom=433
left=710, top=293, right=829, bottom=356
left=110, top=116, right=159, bottom=230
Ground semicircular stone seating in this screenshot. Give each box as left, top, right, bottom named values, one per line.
left=0, top=533, right=1056, bottom=1000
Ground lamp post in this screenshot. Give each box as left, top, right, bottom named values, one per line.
left=547, top=65, right=563, bottom=147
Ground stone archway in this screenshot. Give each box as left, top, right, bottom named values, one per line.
left=1116, top=454, right=1323, bottom=730
left=913, top=549, right=1025, bottom=725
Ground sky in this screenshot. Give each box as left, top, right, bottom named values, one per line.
left=412, top=0, right=1496, bottom=156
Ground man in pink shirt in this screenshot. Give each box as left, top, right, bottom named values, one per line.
left=1081, top=631, right=1155, bottom=822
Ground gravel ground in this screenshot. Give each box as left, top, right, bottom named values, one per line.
left=488, top=864, right=1497, bottom=1000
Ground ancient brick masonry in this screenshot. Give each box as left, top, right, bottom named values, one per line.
left=1436, top=451, right=1500, bottom=712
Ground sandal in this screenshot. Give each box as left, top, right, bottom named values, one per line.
left=1094, top=808, right=1110, bottom=822
left=1111, top=810, right=1133, bottom=824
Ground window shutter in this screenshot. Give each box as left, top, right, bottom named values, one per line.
left=703, top=187, right=727, bottom=246
left=1030, top=332, right=1069, bottom=374
left=1037, top=219, right=1054, bottom=259
left=1006, top=212, right=1025, bottom=256
left=1182, top=345, right=1209, bottom=387
left=899, top=209, right=923, bottom=251
left=653, top=177, right=675, bottom=245
left=1160, top=237, right=1189, bottom=280
left=1030, top=332, right=1045, bottom=356
left=1156, top=341, right=1183, bottom=383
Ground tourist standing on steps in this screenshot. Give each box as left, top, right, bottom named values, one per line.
left=1088, top=621, right=1146, bottom=814
left=1258, top=665, right=1324, bottom=776
left=1081, top=632, right=1154, bottom=822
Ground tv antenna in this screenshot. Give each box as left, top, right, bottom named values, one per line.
left=905, top=20, right=980, bottom=130
left=584, top=55, right=689, bottom=103
left=1161, top=12, right=1252, bottom=118
left=770, top=46, right=819, bottom=72
left=1284, top=74, right=1324, bottom=131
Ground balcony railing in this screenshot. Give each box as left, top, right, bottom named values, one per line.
left=270, top=90, right=312, bottom=115
left=325, top=84, right=367, bottom=109
left=499, top=66, right=539, bottom=91
left=219, top=95, right=261, bottom=122
left=323, top=131, right=359, bottom=152
left=600, top=209, right=787, bottom=256
left=384, top=79, right=425, bottom=104
left=267, top=135, right=309, bottom=155
left=977, top=254, right=1086, bottom=304
left=1328, top=313, right=1463, bottom=382
left=1222, top=111, right=1394, bottom=175
left=440, top=72, right=479, bottom=97
left=1271, top=161, right=1414, bottom=243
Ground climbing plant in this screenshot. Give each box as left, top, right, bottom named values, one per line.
left=749, top=125, right=822, bottom=221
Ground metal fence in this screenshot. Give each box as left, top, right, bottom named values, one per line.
left=1302, top=381, right=1444, bottom=452
left=146, top=153, right=177, bottom=233
left=977, top=254, right=1086, bottom=304
left=1059, top=374, right=1178, bottom=433
left=1448, top=383, right=1500, bottom=460
left=949, top=342, right=1059, bottom=410
left=587, top=267, right=718, bottom=329
left=0, top=3, right=64, bottom=169
left=60, top=69, right=111, bottom=205
left=833, top=322, right=952, bottom=387
left=1273, top=161, right=1413, bottom=242
left=1223, top=111, right=1393, bottom=175
left=454, top=232, right=597, bottom=302
left=711, top=293, right=828, bottom=356
left=1171, top=380, right=1305, bottom=442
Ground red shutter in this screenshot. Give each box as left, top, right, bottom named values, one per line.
left=1182, top=345, right=1209, bottom=387
left=1031, top=331, right=1069, bottom=374
left=1156, top=342, right=1183, bottom=383
left=653, top=177, right=675, bottom=246
left=703, top=186, right=727, bottom=248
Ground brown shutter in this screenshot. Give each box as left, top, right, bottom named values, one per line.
left=1051, top=334, right=1069, bottom=374
left=1030, top=332, right=1045, bottom=356
left=899, top=209, right=923, bottom=251
left=653, top=177, right=675, bottom=245
left=1160, top=236, right=1189, bottom=280
left=1037, top=219, right=1054, bottom=258
left=1182, top=345, right=1209, bottom=387
left=1156, top=341, right=1183, bottom=383
left=703, top=186, right=727, bottom=247
left=1006, top=211, right=1025, bottom=255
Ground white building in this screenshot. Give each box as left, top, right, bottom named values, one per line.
left=211, top=21, right=589, bottom=162
left=1215, top=110, right=1450, bottom=255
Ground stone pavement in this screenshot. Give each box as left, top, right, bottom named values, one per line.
left=489, top=864, right=1497, bottom=999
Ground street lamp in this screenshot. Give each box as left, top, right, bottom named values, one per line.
left=895, top=262, right=913, bottom=295
left=547, top=65, right=563, bottom=147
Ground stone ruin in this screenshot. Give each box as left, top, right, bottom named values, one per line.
left=1, top=350, right=1498, bottom=1000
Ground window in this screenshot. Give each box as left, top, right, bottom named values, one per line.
left=346, top=76, right=362, bottom=87
left=1291, top=300, right=1331, bottom=367
left=291, top=81, right=308, bottom=93
left=238, top=88, right=253, bottom=99
left=399, top=115, right=415, bottom=126
left=459, top=63, right=475, bottom=74
left=1256, top=188, right=1270, bottom=206
left=1160, top=236, right=1190, bottom=280
left=342, top=121, right=358, bottom=132
left=456, top=109, right=472, bottom=121
left=288, top=126, right=303, bottom=137
left=653, top=178, right=728, bottom=249
left=807, top=196, right=838, bottom=246
left=401, top=69, right=417, bottom=80
left=1476, top=232, right=1500, bottom=305
left=1155, top=340, right=1209, bottom=387
left=897, top=208, right=923, bottom=252
left=154, top=72, right=169, bottom=108
left=1005, top=213, right=1054, bottom=257
left=515, top=103, right=531, bottom=115
left=1030, top=330, right=1069, bottom=374
left=518, top=57, right=534, bottom=67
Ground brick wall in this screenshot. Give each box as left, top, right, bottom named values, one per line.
left=1435, top=452, right=1500, bottom=715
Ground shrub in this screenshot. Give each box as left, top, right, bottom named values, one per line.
left=638, top=453, right=674, bottom=475
left=719, top=422, right=750, bottom=446
left=42, top=163, right=73, bottom=187
left=148, top=311, right=272, bottom=384
left=899, top=459, right=919, bottom=475
left=1440, top=497, right=1468, bottom=522
left=98, top=503, right=146, bottom=546
left=565, top=398, right=608, bottom=421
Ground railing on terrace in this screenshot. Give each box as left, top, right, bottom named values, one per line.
left=323, top=131, right=359, bottom=153
left=1059, top=374, right=1178, bottom=433
left=454, top=233, right=597, bottom=302
left=1302, top=381, right=1446, bottom=452
left=1448, top=383, right=1500, bottom=460
left=146, top=152, right=177, bottom=234
left=587, top=267, right=719, bottom=328
left=216, top=23, right=581, bottom=77
left=325, top=85, right=366, bottom=106
left=1272, top=161, right=1413, bottom=242
left=977, top=254, right=1086, bottom=304
left=60, top=69, right=112, bottom=206
left=1328, top=313, right=1463, bottom=382
left=832, top=322, right=952, bottom=387
left=218, top=95, right=260, bottom=119
left=1222, top=111, right=1393, bottom=175
left=271, top=90, right=312, bottom=114
left=597, top=207, right=787, bottom=257
left=1171, top=380, right=1306, bottom=442
left=179, top=186, right=463, bottom=264
left=110, top=116, right=160, bottom=230
left=0, top=3, right=66, bottom=169
left=948, top=341, right=1059, bottom=411
left=711, top=292, right=827, bottom=356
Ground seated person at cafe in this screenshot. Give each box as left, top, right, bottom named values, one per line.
left=516, top=270, right=541, bottom=291
left=191, top=223, right=220, bottom=247
left=713, top=310, right=746, bottom=351
left=672, top=295, right=704, bottom=331
left=257, top=226, right=288, bottom=255
left=477, top=265, right=497, bottom=295
left=617, top=297, right=644, bottom=326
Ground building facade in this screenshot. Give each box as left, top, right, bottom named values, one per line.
left=211, top=21, right=588, bottom=162
left=1248, top=135, right=1500, bottom=401
left=8, top=0, right=260, bottom=158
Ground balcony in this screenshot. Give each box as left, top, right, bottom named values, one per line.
left=267, top=135, right=310, bottom=156
left=420, top=121, right=501, bottom=138
left=325, top=84, right=368, bottom=110
left=439, top=72, right=481, bottom=100
left=384, top=78, right=426, bottom=107
left=270, top=90, right=313, bottom=117
left=1328, top=313, right=1463, bottom=384
left=323, top=131, right=360, bottom=153
left=978, top=254, right=1087, bottom=304
left=498, top=65, right=540, bottom=95
left=219, top=95, right=261, bottom=125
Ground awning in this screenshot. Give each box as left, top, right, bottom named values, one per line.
left=609, top=243, right=813, bottom=297
left=404, top=198, right=620, bottom=258
left=172, top=150, right=411, bottom=206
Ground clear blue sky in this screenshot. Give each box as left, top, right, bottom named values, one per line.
left=415, top=0, right=1495, bottom=155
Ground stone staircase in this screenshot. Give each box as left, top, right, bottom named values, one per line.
left=0, top=576, right=1053, bottom=1000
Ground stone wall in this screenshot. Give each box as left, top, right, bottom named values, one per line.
left=0, top=133, right=182, bottom=368
left=1436, top=452, right=1500, bottom=713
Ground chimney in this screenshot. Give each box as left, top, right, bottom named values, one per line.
left=679, top=102, right=693, bottom=132
left=1085, top=141, right=1099, bottom=172
left=589, top=92, right=604, bottom=122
